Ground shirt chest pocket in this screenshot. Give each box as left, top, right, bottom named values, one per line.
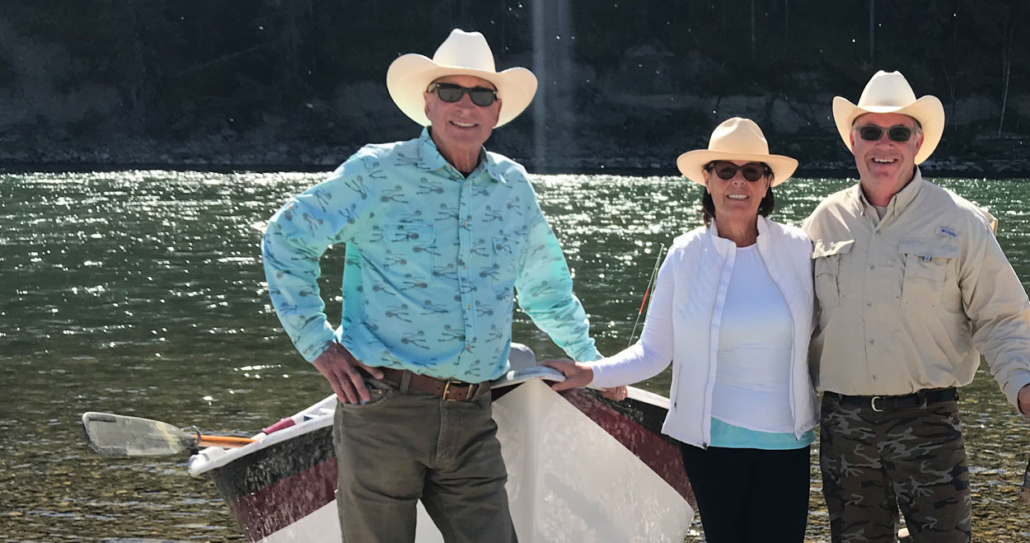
left=384, top=223, right=435, bottom=284
left=491, top=235, right=519, bottom=281
left=898, top=239, right=957, bottom=310
left=812, top=239, right=854, bottom=308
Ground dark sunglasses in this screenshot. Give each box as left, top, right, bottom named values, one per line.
left=856, top=124, right=915, bottom=143
left=429, top=82, right=498, bottom=107
left=705, top=161, right=771, bottom=182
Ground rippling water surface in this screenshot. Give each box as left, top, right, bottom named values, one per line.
left=2, top=171, right=1029, bottom=542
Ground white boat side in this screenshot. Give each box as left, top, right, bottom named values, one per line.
left=189, top=367, right=694, bottom=543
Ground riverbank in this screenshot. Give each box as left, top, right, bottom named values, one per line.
left=3, top=143, right=1029, bottom=178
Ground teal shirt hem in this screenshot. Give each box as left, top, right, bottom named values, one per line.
left=708, top=417, right=814, bottom=450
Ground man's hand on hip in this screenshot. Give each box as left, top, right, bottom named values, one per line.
left=312, top=343, right=385, bottom=405
left=1018, top=383, right=1030, bottom=418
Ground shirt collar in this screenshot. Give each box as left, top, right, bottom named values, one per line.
left=755, top=215, right=771, bottom=252
left=417, top=128, right=450, bottom=172
left=417, top=128, right=506, bottom=183
left=891, top=167, right=924, bottom=213
left=851, top=167, right=925, bottom=221
left=707, top=216, right=769, bottom=255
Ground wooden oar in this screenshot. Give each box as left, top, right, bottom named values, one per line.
left=81, top=412, right=254, bottom=457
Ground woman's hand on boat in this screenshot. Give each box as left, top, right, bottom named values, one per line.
left=543, top=358, right=595, bottom=391
left=313, top=342, right=384, bottom=405
left=601, top=386, right=628, bottom=401
left=1018, top=383, right=1030, bottom=417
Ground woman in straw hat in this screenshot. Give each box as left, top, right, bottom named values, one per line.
left=547, top=118, right=818, bottom=542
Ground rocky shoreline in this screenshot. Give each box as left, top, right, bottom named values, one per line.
left=3, top=133, right=1028, bottom=178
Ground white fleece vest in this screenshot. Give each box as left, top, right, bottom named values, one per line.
left=593, top=217, right=818, bottom=448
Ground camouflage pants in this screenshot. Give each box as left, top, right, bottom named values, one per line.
left=820, top=393, right=971, bottom=543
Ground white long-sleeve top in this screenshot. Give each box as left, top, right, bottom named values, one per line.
left=710, top=245, right=795, bottom=433
left=591, top=216, right=819, bottom=448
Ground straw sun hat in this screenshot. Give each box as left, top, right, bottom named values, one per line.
left=831, top=70, right=945, bottom=164
left=386, top=29, right=538, bottom=128
left=677, top=117, right=798, bottom=187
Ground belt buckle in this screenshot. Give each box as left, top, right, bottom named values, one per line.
left=871, top=396, right=884, bottom=412
left=442, top=381, right=476, bottom=402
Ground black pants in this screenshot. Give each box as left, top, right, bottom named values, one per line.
left=680, top=443, right=810, bottom=543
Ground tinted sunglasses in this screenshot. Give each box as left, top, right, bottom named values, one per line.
left=705, top=161, right=770, bottom=182
left=856, top=124, right=915, bottom=143
left=429, top=82, right=498, bottom=107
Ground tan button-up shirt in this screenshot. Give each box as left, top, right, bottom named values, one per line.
left=803, top=169, right=1030, bottom=408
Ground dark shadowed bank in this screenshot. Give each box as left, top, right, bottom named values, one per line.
left=1, top=0, right=1027, bottom=175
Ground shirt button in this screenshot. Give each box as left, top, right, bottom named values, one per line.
left=869, top=339, right=875, bottom=345
left=869, top=265, right=876, bottom=270
left=866, top=302, right=872, bottom=308
left=463, top=221, right=468, bottom=227
left=467, top=304, right=471, bottom=309
left=871, top=375, right=878, bottom=381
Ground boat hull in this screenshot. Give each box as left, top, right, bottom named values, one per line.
left=193, top=377, right=694, bottom=542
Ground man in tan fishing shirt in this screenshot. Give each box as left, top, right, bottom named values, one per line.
left=804, top=70, right=1030, bottom=542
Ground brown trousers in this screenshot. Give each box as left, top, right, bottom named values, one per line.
left=333, top=379, right=517, bottom=543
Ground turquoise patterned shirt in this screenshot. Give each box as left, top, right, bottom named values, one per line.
left=262, top=129, right=599, bottom=381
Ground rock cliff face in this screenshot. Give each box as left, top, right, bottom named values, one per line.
left=1, top=1, right=1027, bottom=174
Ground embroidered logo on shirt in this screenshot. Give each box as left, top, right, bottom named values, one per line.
left=937, top=226, right=958, bottom=239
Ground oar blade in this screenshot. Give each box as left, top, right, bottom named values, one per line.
left=81, top=412, right=195, bottom=457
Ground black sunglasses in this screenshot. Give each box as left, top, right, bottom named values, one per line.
left=429, top=83, right=498, bottom=107
left=856, top=124, right=915, bottom=143
left=705, top=161, right=770, bottom=182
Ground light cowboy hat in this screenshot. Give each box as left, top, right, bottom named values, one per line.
left=677, top=117, right=798, bottom=187
left=386, top=29, right=538, bottom=128
left=832, top=70, right=945, bottom=164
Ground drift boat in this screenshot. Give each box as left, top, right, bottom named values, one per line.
left=187, top=348, right=695, bottom=542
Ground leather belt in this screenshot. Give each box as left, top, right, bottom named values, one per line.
left=377, top=367, right=485, bottom=402
left=827, top=388, right=958, bottom=412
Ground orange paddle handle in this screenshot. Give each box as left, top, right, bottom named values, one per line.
left=637, top=287, right=651, bottom=314
left=196, top=435, right=255, bottom=448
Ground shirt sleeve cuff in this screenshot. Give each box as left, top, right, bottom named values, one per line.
left=588, top=358, right=618, bottom=388
left=299, top=332, right=337, bottom=363
left=573, top=344, right=602, bottom=363
left=1003, top=370, right=1030, bottom=410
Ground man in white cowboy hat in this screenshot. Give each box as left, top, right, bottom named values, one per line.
left=261, top=29, right=603, bottom=542
left=804, top=70, right=1030, bottom=542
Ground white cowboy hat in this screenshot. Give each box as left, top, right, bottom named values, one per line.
left=676, top=117, right=798, bottom=187
left=386, top=29, right=538, bottom=128
left=832, top=70, right=945, bottom=164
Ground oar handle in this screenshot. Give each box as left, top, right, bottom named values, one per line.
left=196, top=435, right=255, bottom=448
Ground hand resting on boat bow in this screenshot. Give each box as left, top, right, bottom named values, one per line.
left=543, top=358, right=628, bottom=401
left=1019, top=383, right=1030, bottom=418
left=313, top=342, right=385, bottom=405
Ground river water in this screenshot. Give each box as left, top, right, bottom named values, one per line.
left=2, top=171, right=1029, bottom=542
